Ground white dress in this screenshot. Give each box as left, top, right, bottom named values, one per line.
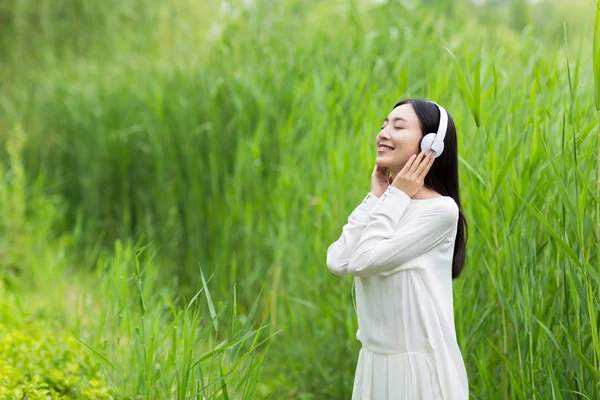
left=326, top=185, right=469, bottom=400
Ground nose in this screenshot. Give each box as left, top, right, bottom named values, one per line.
left=377, top=129, right=391, bottom=144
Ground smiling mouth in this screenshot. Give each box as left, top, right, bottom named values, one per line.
left=378, top=146, right=394, bottom=152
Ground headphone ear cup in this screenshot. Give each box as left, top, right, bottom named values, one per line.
left=420, top=133, right=444, bottom=158
left=420, top=133, right=435, bottom=153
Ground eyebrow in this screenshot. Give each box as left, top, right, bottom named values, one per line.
left=384, top=117, right=408, bottom=123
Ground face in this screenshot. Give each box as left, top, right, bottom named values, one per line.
left=375, top=103, right=422, bottom=175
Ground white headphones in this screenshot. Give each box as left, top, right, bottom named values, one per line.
left=419, top=101, right=448, bottom=159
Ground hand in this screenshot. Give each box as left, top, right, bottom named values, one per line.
left=370, top=164, right=393, bottom=198
left=391, top=151, right=435, bottom=198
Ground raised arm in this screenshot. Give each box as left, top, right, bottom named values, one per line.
left=346, top=185, right=458, bottom=277
left=325, top=192, right=379, bottom=276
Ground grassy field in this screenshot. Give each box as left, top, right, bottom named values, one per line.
left=1, top=0, right=599, bottom=398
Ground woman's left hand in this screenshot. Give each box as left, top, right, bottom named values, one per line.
left=390, top=151, right=434, bottom=198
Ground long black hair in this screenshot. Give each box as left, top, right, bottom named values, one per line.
left=393, top=98, right=468, bottom=279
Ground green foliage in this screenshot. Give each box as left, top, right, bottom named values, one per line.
left=0, top=127, right=112, bottom=398
left=594, top=0, right=600, bottom=110
left=0, top=306, right=113, bottom=399
left=0, top=126, right=271, bottom=398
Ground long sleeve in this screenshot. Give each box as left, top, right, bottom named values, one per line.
left=346, top=185, right=458, bottom=277
left=326, top=191, right=380, bottom=276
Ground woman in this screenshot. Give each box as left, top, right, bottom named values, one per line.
left=326, top=99, right=469, bottom=399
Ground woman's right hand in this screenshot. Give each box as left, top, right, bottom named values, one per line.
left=371, top=163, right=392, bottom=198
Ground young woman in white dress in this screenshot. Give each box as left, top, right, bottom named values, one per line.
left=326, top=99, right=469, bottom=399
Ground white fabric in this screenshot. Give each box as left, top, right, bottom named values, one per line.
left=326, top=185, right=469, bottom=400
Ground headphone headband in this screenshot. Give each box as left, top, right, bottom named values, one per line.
left=428, top=101, right=448, bottom=154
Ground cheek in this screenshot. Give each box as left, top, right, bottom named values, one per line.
left=393, top=135, right=421, bottom=152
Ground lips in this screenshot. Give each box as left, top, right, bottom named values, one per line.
left=378, top=143, right=395, bottom=150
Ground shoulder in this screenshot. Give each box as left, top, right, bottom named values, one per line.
left=413, top=197, right=459, bottom=226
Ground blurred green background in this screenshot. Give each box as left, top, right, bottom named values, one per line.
left=1, top=0, right=599, bottom=398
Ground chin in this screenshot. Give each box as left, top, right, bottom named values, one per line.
left=377, top=154, right=394, bottom=164
left=375, top=158, right=390, bottom=167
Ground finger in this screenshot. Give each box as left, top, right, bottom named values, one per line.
left=409, top=151, right=426, bottom=173
left=401, top=154, right=417, bottom=173
left=415, top=151, right=432, bottom=169
left=416, top=152, right=434, bottom=177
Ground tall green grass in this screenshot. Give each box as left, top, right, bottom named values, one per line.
left=1, top=0, right=599, bottom=398
left=0, top=127, right=271, bottom=398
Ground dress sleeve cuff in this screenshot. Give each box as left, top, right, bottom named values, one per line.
left=347, top=192, right=380, bottom=223
left=371, top=186, right=412, bottom=222
left=361, top=192, right=380, bottom=211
